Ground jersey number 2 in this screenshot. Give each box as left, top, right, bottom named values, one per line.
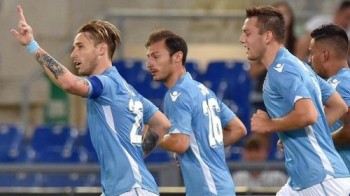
left=129, top=99, right=143, bottom=145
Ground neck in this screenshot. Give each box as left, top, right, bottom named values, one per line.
left=327, top=60, right=349, bottom=77
left=92, top=59, right=112, bottom=75
left=165, top=65, right=186, bottom=88
left=262, top=43, right=284, bottom=69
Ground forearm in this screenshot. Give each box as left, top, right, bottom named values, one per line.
left=223, top=118, right=247, bottom=147
left=269, top=99, right=317, bottom=132
left=332, top=110, right=350, bottom=146
left=324, top=93, right=348, bottom=126
left=32, top=47, right=89, bottom=96
left=223, top=130, right=244, bottom=147
left=270, top=114, right=315, bottom=132
left=142, top=111, right=170, bottom=157
left=159, top=134, right=189, bottom=154
left=142, top=128, right=160, bottom=157
left=332, top=126, right=350, bottom=146
left=35, top=48, right=73, bottom=89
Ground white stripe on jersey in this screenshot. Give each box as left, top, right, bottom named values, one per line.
left=122, top=146, right=142, bottom=184
left=103, top=105, right=117, bottom=134
left=305, top=126, right=334, bottom=173
left=190, top=132, right=217, bottom=195
left=102, top=105, right=142, bottom=183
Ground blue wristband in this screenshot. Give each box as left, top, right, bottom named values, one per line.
left=26, top=40, right=40, bottom=54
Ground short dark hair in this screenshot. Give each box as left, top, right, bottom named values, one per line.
left=339, top=0, right=350, bottom=11
left=244, top=135, right=268, bottom=151
left=246, top=6, right=285, bottom=44
left=311, top=24, right=349, bottom=58
left=145, top=30, right=188, bottom=65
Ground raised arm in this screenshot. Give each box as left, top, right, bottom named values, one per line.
left=10, top=5, right=89, bottom=97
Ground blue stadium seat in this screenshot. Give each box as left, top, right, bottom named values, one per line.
left=76, top=128, right=98, bottom=163
left=43, top=173, right=99, bottom=187
left=0, top=173, right=43, bottom=187
left=144, top=148, right=172, bottom=163
left=200, top=60, right=252, bottom=132
left=222, top=60, right=252, bottom=132
left=30, top=125, right=81, bottom=163
left=0, top=124, right=28, bottom=162
left=112, top=59, right=148, bottom=85
left=113, top=59, right=166, bottom=110
left=200, top=60, right=232, bottom=99
left=185, top=60, right=202, bottom=80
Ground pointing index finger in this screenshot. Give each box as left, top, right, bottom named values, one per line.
left=17, top=5, right=27, bottom=24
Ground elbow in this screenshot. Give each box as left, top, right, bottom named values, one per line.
left=341, top=105, right=348, bottom=117
left=176, top=147, right=188, bottom=154
left=163, top=122, right=171, bottom=136
left=240, top=125, right=248, bottom=137
left=304, top=108, right=318, bottom=125
left=60, top=81, right=75, bottom=93
left=174, top=139, right=190, bottom=154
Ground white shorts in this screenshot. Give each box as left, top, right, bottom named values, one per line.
left=101, top=187, right=159, bottom=196
left=277, top=176, right=350, bottom=196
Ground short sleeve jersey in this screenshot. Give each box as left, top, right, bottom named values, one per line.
left=86, top=66, right=159, bottom=196
left=164, top=73, right=236, bottom=196
left=263, top=48, right=349, bottom=190
left=328, top=67, right=350, bottom=172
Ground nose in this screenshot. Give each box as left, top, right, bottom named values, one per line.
left=146, top=58, right=153, bottom=69
left=239, top=33, right=245, bottom=44
left=70, top=48, right=77, bottom=59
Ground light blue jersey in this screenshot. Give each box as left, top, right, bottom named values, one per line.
left=164, top=73, right=236, bottom=196
left=263, top=48, right=349, bottom=190
left=86, top=66, right=159, bottom=196
left=327, top=67, right=350, bottom=172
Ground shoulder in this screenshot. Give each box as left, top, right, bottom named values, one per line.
left=329, top=73, right=350, bottom=92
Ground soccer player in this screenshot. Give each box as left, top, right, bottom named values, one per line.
left=145, top=29, right=247, bottom=196
left=309, top=23, right=350, bottom=171
left=240, top=6, right=350, bottom=195
left=11, top=5, right=170, bottom=196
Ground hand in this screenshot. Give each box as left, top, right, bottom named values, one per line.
left=173, top=153, right=180, bottom=168
left=251, top=109, right=272, bottom=133
left=277, top=139, right=284, bottom=152
left=10, top=5, right=34, bottom=46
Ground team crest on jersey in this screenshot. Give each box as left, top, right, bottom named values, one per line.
left=170, top=91, right=181, bottom=102
left=273, top=63, right=284, bottom=73
left=329, top=78, right=341, bottom=89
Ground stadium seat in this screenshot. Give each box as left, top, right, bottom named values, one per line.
left=200, top=60, right=252, bottom=132
left=43, top=173, right=99, bottom=187
left=113, top=59, right=166, bottom=110
left=185, top=60, right=202, bottom=80
left=0, top=124, right=28, bottom=162
left=29, top=125, right=81, bottom=163
left=76, top=128, right=99, bottom=163
left=200, top=60, right=232, bottom=99
left=112, top=59, right=148, bottom=85
left=144, top=148, right=172, bottom=163
left=0, top=173, right=43, bottom=187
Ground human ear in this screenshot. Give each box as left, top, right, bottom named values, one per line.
left=173, top=51, right=183, bottom=63
left=98, top=43, right=107, bottom=56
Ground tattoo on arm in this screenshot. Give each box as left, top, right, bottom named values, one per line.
left=35, top=53, right=66, bottom=79
left=142, top=129, right=159, bottom=157
left=75, top=76, right=90, bottom=86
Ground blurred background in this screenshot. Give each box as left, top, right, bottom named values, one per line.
left=0, top=0, right=345, bottom=195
